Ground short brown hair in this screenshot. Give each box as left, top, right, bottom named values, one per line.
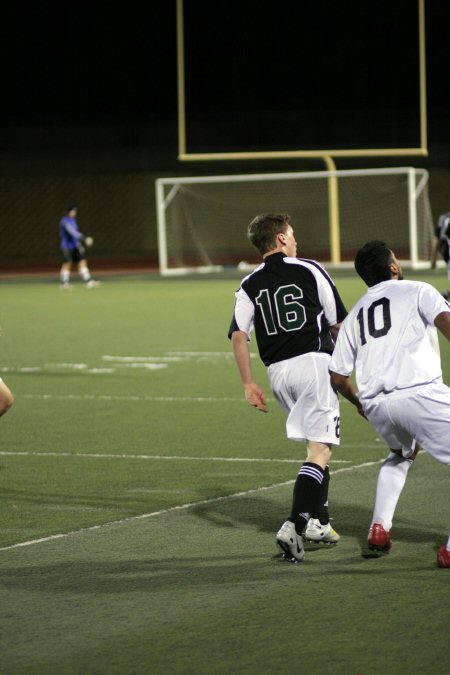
left=247, top=213, right=292, bottom=255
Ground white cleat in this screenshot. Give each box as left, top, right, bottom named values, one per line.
left=86, top=280, right=101, bottom=289
left=275, top=521, right=304, bottom=563
left=304, top=518, right=340, bottom=544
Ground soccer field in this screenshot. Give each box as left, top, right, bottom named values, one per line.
left=0, top=272, right=449, bottom=674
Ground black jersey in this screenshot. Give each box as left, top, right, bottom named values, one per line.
left=228, top=252, right=347, bottom=366
left=436, top=212, right=450, bottom=263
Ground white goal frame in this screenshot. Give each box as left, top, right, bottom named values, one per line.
left=155, top=167, right=433, bottom=276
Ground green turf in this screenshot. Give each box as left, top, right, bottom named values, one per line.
left=0, top=271, right=449, bottom=674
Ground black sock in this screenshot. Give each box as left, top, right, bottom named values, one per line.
left=290, top=462, right=325, bottom=535
left=311, top=465, right=330, bottom=525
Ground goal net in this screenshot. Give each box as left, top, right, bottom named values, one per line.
left=155, top=167, right=434, bottom=275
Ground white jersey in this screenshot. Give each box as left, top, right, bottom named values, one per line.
left=329, top=279, right=450, bottom=402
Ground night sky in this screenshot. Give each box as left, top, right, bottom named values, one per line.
left=1, top=1, right=449, bottom=153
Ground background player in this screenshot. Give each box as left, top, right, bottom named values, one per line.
left=59, top=206, right=100, bottom=289
left=329, top=240, right=450, bottom=568
left=228, top=213, right=347, bottom=563
left=430, top=210, right=450, bottom=300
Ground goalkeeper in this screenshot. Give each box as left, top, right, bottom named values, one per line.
left=58, top=206, right=100, bottom=289
left=228, top=213, right=348, bottom=563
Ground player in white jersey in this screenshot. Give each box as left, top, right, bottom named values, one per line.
left=228, top=213, right=348, bottom=563
left=329, top=240, right=450, bottom=568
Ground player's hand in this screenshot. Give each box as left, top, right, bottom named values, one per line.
left=244, top=382, right=268, bottom=413
left=355, top=398, right=367, bottom=420
left=357, top=405, right=367, bottom=420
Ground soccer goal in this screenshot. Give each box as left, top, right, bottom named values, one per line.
left=155, top=167, right=434, bottom=276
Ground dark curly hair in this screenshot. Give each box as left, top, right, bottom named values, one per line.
left=354, top=240, right=393, bottom=287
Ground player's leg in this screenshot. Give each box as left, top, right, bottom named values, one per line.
left=60, top=249, right=72, bottom=288
left=78, top=258, right=100, bottom=288
left=78, top=258, right=90, bottom=282
left=397, top=383, right=450, bottom=567
left=272, top=354, right=340, bottom=561
left=444, top=260, right=450, bottom=299
left=368, top=448, right=417, bottom=551
left=290, top=440, right=333, bottom=531
left=437, top=532, right=450, bottom=568
left=403, top=383, right=450, bottom=466
left=275, top=442, right=332, bottom=563
left=363, top=396, right=418, bottom=552
left=304, top=463, right=341, bottom=544
left=288, top=355, right=341, bottom=543
left=0, top=379, right=14, bottom=417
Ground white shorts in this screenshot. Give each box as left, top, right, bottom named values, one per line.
left=267, top=352, right=340, bottom=445
left=363, top=382, right=450, bottom=465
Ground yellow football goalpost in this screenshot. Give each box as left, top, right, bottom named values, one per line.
left=174, top=0, right=428, bottom=265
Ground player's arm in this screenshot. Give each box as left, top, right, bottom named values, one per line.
left=64, top=222, right=84, bottom=241
left=430, top=237, right=440, bottom=269
left=0, top=380, right=14, bottom=417
left=231, top=330, right=268, bottom=413
left=329, top=322, right=342, bottom=343
left=313, top=267, right=347, bottom=341
left=329, top=371, right=366, bottom=418
left=435, top=310, right=450, bottom=340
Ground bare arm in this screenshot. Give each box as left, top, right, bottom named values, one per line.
left=329, top=371, right=366, bottom=418
left=435, top=311, right=450, bottom=340
left=329, top=322, right=341, bottom=343
left=231, top=330, right=268, bottom=413
left=430, top=237, right=440, bottom=269
left=0, top=380, right=14, bottom=417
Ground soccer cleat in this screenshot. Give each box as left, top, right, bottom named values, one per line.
left=437, top=545, right=450, bottom=568
left=304, top=518, right=340, bottom=544
left=86, top=280, right=101, bottom=289
left=276, top=520, right=304, bottom=563
left=368, top=523, right=392, bottom=552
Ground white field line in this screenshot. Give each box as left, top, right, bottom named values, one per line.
left=21, top=393, right=364, bottom=406
left=22, top=393, right=247, bottom=403
left=0, top=450, right=353, bottom=463
left=0, top=458, right=387, bottom=552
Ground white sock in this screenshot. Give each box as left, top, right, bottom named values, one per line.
left=371, top=451, right=413, bottom=530
left=60, top=270, right=70, bottom=284
left=80, top=268, right=91, bottom=282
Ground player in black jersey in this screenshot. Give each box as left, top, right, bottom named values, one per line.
left=228, top=213, right=347, bottom=562
left=430, top=211, right=450, bottom=299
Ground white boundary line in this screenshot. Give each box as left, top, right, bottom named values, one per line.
left=0, top=459, right=385, bottom=552
left=21, top=393, right=357, bottom=404
left=21, top=394, right=248, bottom=403
left=0, top=450, right=353, bottom=463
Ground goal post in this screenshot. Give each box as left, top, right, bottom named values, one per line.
left=155, top=167, right=434, bottom=276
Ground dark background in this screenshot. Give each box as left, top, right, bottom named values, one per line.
left=0, top=1, right=449, bottom=269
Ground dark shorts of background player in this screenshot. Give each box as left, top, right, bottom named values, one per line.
left=62, top=247, right=85, bottom=264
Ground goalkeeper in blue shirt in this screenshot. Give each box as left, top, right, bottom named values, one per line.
left=59, top=206, right=100, bottom=289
